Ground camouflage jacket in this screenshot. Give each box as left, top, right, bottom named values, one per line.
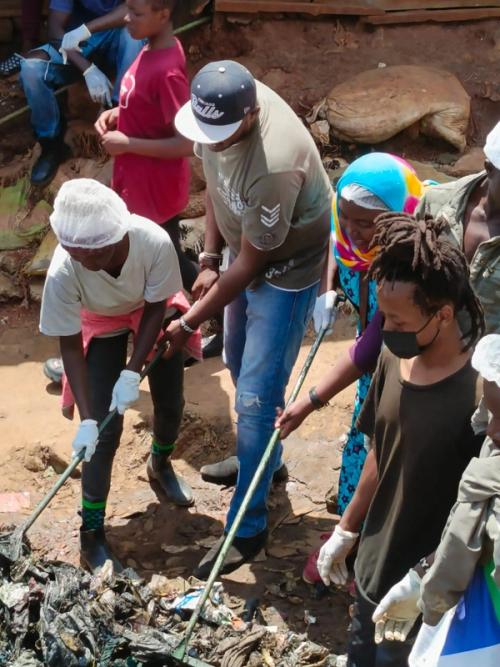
left=416, top=172, right=500, bottom=334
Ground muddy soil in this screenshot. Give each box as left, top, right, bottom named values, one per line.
left=0, top=303, right=358, bottom=653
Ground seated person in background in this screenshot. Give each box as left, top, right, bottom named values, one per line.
left=315, top=214, right=485, bottom=667
left=19, top=0, right=142, bottom=186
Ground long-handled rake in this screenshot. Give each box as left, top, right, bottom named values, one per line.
left=0, top=341, right=170, bottom=563
left=170, top=296, right=343, bottom=665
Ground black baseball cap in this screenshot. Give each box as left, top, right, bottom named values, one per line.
left=175, top=60, right=257, bottom=144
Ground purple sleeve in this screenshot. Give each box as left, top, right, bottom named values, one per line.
left=349, top=309, right=384, bottom=374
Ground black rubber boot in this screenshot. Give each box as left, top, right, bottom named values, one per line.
left=31, top=134, right=70, bottom=187
left=147, top=454, right=194, bottom=507
left=200, top=455, right=288, bottom=487
left=80, top=527, right=123, bottom=574
left=193, top=529, right=268, bottom=580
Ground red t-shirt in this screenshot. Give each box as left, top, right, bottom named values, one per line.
left=113, top=39, right=190, bottom=223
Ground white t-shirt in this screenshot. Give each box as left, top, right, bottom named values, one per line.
left=40, top=215, right=182, bottom=337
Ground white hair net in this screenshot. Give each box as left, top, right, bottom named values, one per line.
left=340, top=183, right=390, bottom=211
left=50, top=179, right=130, bottom=249
left=472, top=334, right=500, bottom=387
left=484, top=122, right=500, bottom=170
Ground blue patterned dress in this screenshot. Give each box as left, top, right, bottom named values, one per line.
left=336, top=263, right=378, bottom=515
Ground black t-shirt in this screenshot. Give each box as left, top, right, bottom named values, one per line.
left=355, top=349, right=483, bottom=604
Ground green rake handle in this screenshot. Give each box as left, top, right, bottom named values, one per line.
left=19, top=341, right=168, bottom=538
left=173, top=299, right=342, bottom=661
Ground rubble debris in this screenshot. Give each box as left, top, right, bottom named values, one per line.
left=0, top=541, right=346, bottom=666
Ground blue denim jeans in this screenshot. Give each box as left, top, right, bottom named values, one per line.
left=19, top=28, right=142, bottom=138
left=224, top=280, right=318, bottom=537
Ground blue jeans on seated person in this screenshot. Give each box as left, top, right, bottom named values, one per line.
left=224, top=280, right=318, bottom=538
left=19, top=28, right=142, bottom=138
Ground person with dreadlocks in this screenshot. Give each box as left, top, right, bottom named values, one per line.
left=276, top=153, right=428, bottom=585
left=316, top=214, right=485, bottom=667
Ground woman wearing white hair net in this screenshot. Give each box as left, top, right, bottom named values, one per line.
left=40, top=178, right=199, bottom=572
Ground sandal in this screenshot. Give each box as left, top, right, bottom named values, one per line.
left=0, top=53, right=22, bottom=77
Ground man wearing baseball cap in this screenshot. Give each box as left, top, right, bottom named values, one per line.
left=416, top=119, right=500, bottom=337
left=166, top=60, right=332, bottom=578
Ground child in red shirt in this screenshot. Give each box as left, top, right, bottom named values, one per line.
left=95, top=0, right=198, bottom=290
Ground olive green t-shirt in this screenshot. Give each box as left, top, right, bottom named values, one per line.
left=355, top=349, right=483, bottom=604
left=196, top=81, right=332, bottom=290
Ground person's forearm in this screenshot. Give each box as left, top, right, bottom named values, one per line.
left=126, top=136, right=194, bottom=159
left=60, top=334, right=93, bottom=421
left=185, top=257, right=260, bottom=329
left=86, top=3, right=128, bottom=32
left=339, top=447, right=378, bottom=533
left=66, top=48, right=91, bottom=73
left=127, top=301, right=166, bottom=373
left=314, top=350, right=363, bottom=404
left=204, top=192, right=225, bottom=254
left=48, top=10, right=70, bottom=42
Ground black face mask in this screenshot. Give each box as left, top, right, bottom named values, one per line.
left=382, top=314, right=440, bottom=359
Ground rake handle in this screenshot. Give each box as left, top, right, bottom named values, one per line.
left=176, top=325, right=329, bottom=659
left=19, top=341, right=168, bottom=537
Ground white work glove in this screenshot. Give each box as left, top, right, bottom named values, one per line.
left=109, top=370, right=141, bottom=415
left=59, top=23, right=92, bottom=64
left=317, top=525, right=359, bottom=586
left=372, top=569, right=422, bottom=643
left=313, top=290, right=337, bottom=334
left=83, top=64, right=113, bottom=107
left=72, top=419, right=99, bottom=463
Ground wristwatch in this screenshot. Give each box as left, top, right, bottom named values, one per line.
left=198, top=251, right=222, bottom=271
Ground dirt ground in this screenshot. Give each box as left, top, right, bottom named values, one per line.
left=0, top=302, right=357, bottom=653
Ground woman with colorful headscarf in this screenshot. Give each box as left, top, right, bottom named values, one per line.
left=276, top=152, right=427, bottom=581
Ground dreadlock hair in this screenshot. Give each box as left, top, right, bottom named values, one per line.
left=369, top=212, right=485, bottom=352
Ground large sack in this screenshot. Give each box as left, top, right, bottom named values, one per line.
left=326, top=65, right=470, bottom=151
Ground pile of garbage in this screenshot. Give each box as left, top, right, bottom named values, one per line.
left=0, top=537, right=346, bottom=667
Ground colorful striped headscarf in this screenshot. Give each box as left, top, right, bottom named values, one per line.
left=333, top=153, right=426, bottom=271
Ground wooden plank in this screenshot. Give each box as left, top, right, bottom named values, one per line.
left=215, top=1, right=383, bottom=15
left=374, top=0, right=500, bottom=9
left=362, top=7, right=500, bottom=22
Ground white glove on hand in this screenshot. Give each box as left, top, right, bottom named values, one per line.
left=313, top=290, right=337, bottom=334
left=372, top=569, right=422, bottom=643
left=317, top=525, right=359, bottom=586
left=109, top=370, right=141, bottom=415
left=83, top=64, right=113, bottom=107
left=60, top=23, right=91, bottom=64
left=72, top=419, right=99, bottom=463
